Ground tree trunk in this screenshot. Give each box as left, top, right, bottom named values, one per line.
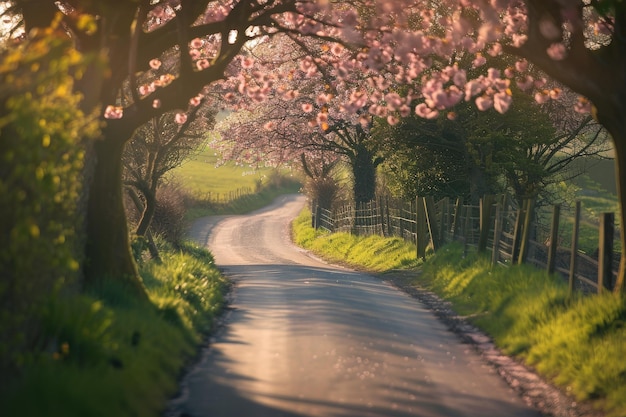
left=84, top=136, right=148, bottom=299
left=351, top=146, right=377, bottom=205
left=136, top=189, right=156, bottom=237
left=604, top=126, right=626, bottom=294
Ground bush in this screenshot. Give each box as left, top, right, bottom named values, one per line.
left=0, top=28, right=100, bottom=378
left=151, top=182, right=189, bottom=245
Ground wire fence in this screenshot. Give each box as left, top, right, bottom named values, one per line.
left=311, top=195, right=622, bottom=295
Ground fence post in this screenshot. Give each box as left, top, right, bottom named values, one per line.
left=424, top=196, right=440, bottom=251
left=439, top=197, right=449, bottom=245
left=546, top=204, right=560, bottom=275
left=314, top=204, right=321, bottom=230
left=416, top=197, right=428, bottom=258
left=478, top=195, right=494, bottom=253
left=598, top=212, right=615, bottom=293
left=462, top=205, right=471, bottom=256
left=517, top=198, right=535, bottom=265
left=568, top=201, right=581, bottom=296
left=511, top=204, right=524, bottom=264
left=452, top=197, right=463, bottom=240
left=491, top=202, right=503, bottom=266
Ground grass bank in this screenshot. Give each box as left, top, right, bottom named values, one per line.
left=1, top=240, right=228, bottom=417
left=293, top=208, right=626, bottom=417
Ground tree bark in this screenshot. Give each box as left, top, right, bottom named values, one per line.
left=136, top=188, right=156, bottom=238
left=597, top=113, right=626, bottom=294
left=84, top=135, right=148, bottom=299
left=351, top=145, right=377, bottom=205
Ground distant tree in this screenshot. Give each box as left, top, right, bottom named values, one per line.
left=123, top=102, right=216, bottom=241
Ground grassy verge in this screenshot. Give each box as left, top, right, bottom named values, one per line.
left=2, top=240, right=228, bottom=417
left=292, top=208, right=421, bottom=271
left=292, top=208, right=626, bottom=417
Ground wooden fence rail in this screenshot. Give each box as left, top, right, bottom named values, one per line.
left=311, top=195, right=622, bottom=295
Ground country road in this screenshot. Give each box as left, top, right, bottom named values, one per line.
left=167, top=194, right=543, bottom=417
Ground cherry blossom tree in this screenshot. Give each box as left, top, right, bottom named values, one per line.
left=7, top=0, right=626, bottom=294
left=9, top=0, right=367, bottom=297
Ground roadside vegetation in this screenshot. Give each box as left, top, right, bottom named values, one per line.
left=292, top=208, right=626, bottom=417
left=1, top=239, right=228, bottom=417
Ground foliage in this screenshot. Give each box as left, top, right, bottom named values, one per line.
left=419, top=243, right=626, bottom=416
left=0, top=241, right=228, bottom=417
left=0, top=26, right=100, bottom=376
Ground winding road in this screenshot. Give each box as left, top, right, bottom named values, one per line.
left=168, top=194, right=543, bottom=417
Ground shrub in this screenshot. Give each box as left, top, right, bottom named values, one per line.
left=151, top=181, right=189, bottom=245
left=0, top=27, right=100, bottom=378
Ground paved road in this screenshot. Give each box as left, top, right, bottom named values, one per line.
left=169, top=194, right=542, bottom=417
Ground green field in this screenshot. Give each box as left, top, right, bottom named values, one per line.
left=171, top=145, right=294, bottom=198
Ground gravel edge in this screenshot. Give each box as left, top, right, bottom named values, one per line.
left=378, top=269, right=606, bottom=417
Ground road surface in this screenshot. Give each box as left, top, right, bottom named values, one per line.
left=168, top=194, right=542, bottom=417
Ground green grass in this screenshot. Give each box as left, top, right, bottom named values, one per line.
left=292, top=210, right=626, bottom=417
left=2, top=240, right=228, bottom=417
left=171, top=145, right=296, bottom=198
left=292, top=209, right=421, bottom=271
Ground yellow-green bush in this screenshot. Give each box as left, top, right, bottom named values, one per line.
left=0, top=27, right=100, bottom=376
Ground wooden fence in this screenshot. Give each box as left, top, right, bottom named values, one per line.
left=311, top=195, right=622, bottom=295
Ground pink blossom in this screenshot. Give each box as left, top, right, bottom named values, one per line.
left=534, top=91, right=550, bottom=104
left=152, top=99, right=161, bottom=109
left=547, top=43, right=567, bottom=60
left=149, top=59, right=162, bottom=70
left=452, top=69, right=467, bottom=87
left=104, top=105, right=123, bottom=119
left=330, top=43, right=344, bottom=56
left=196, top=59, right=210, bottom=70
left=487, top=68, right=500, bottom=80
left=139, top=84, right=154, bottom=96
left=488, top=43, right=502, bottom=57
left=387, top=115, right=399, bottom=126
left=504, top=67, right=515, bottom=78
left=399, top=104, right=411, bottom=117
left=189, top=95, right=203, bottom=107
left=493, top=91, right=512, bottom=114
left=189, top=49, right=201, bottom=60
left=475, top=95, right=493, bottom=111
left=447, top=112, right=457, bottom=121
left=316, top=112, right=328, bottom=123
left=241, top=57, right=255, bottom=69
left=384, top=92, right=403, bottom=110
left=516, top=75, right=534, bottom=91
left=473, top=53, right=486, bottom=67
left=465, top=79, right=484, bottom=101
left=415, top=103, right=439, bottom=119
left=175, top=113, right=188, bottom=124
left=512, top=34, right=527, bottom=47
left=301, top=103, right=313, bottom=113
left=263, top=121, right=275, bottom=130
left=515, top=60, right=528, bottom=73
left=190, top=38, right=203, bottom=49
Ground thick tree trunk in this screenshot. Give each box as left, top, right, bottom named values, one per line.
left=351, top=146, right=377, bottom=205
left=84, top=137, right=148, bottom=299
left=603, top=125, right=626, bottom=294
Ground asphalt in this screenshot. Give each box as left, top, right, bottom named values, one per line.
left=166, top=194, right=547, bottom=417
